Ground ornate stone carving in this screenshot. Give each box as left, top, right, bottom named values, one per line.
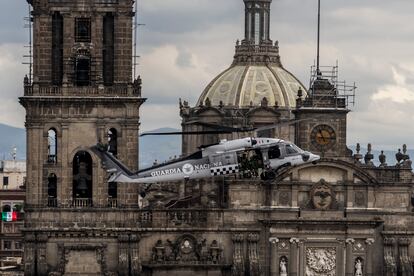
left=279, top=191, right=290, bottom=206
left=305, top=247, right=336, bottom=276
left=24, top=234, right=36, bottom=276
left=352, top=240, right=365, bottom=252
left=280, top=256, right=288, bottom=276
left=398, top=237, right=413, bottom=276
left=150, top=234, right=222, bottom=265
left=307, top=180, right=338, bottom=210
left=130, top=234, right=142, bottom=275
left=118, top=235, right=130, bottom=276
left=383, top=237, right=396, bottom=276
left=354, top=258, right=363, bottom=276
left=232, top=233, right=245, bottom=276
left=176, top=235, right=198, bottom=262
left=354, top=191, right=366, bottom=207
left=247, top=233, right=260, bottom=276
left=55, top=244, right=108, bottom=275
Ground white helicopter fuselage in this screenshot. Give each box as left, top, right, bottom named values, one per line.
left=101, top=137, right=320, bottom=184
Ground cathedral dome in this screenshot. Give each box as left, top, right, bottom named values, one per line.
left=197, top=0, right=306, bottom=109
left=197, top=63, right=306, bottom=108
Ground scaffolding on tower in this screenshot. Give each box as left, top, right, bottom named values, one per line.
left=133, top=0, right=145, bottom=80
left=23, top=3, right=33, bottom=84
left=308, top=62, right=356, bottom=109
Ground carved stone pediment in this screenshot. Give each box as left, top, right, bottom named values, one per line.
left=304, top=179, right=338, bottom=210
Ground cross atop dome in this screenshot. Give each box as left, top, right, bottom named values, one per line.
left=233, top=0, right=281, bottom=66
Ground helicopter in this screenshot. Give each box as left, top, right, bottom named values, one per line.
left=92, top=124, right=320, bottom=183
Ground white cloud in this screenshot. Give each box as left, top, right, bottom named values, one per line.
left=372, top=67, right=414, bottom=103
left=0, top=99, right=25, bottom=128
left=140, top=103, right=181, bottom=132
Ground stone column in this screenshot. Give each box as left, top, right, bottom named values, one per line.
left=247, top=233, right=261, bottom=276
left=269, top=238, right=279, bottom=276
left=365, top=238, right=375, bottom=276
left=118, top=234, right=130, bottom=276
left=130, top=234, right=142, bottom=275
left=298, top=240, right=305, bottom=276
left=36, top=234, right=48, bottom=276
left=345, top=238, right=355, bottom=276
left=231, top=233, right=245, bottom=276
left=289, top=238, right=299, bottom=276
left=24, top=234, right=36, bottom=276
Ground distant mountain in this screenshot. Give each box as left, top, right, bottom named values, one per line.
left=0, top=124, right=26, bottom=160
left=139, top=128, right=182, bottom=169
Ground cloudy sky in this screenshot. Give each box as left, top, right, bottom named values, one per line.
left=1, top=0, right=414, bottom=150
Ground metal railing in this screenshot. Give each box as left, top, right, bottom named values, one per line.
left=47, top=197, right=58, bottom=207
left=107, top=198, right=118, bottom=208
left=72, top=198, right=93, bottom=208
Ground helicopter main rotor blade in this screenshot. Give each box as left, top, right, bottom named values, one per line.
left=140, top=130, right=234, bottom=137
left=141, top=117, right=316, bottom=136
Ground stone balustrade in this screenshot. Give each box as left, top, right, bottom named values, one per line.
left=24, top=84, right=140, bottom=97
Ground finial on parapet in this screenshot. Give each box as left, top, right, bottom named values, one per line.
left=205, top=97, right=211, bottom=107
left=402, top=144, right=412, bottom=168
left=296, top=88, right=303, bottom=108
left=261, top=97, right=268, bottom=107
left=396, top=148, right=403, bottom=164
left=219, top=100, right=224, bottom=109
left=379, top=150, right=387, bottom=167
left=364, top=143, right=374, bottom=166
left=402, top=144, right=409, bottom=161
left=133, top=75, right=142, bottom=96
left=353, top=143, right=363, bottom=163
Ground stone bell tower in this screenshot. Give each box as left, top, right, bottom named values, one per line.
left=20, top=0, right=145, bottom=275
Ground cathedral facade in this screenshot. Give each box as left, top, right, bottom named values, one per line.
left=20, top=0, right=413, bottom=275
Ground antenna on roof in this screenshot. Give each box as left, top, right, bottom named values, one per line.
left=11, top=146, right=17, bottom=161
left=133, top=0, right=145, bottom=80
left=316, top=0, right=321, bottom=77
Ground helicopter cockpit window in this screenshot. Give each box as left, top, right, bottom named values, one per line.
left=268, top=146, right=281, bottom=159
left=285, top=145, right=298, bottom=155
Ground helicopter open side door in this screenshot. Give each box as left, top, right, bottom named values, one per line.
left=208, top=152, right=240, bottom=176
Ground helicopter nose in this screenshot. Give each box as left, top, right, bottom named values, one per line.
left=311, top=153, right=321, bottom=164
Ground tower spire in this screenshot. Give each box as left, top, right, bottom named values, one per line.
left=243, top=0, right=272, bottom=45
left=234, top=0, right=281, bottom=66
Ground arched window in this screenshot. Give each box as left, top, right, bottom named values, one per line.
left=73, top=151, right=93, bottom=206
left=107, top=128, right=118, bottom=156
left=48, top=129, right=57, bottom=163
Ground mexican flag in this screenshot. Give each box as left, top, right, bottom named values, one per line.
left=1, top=212, right=18, bottom=222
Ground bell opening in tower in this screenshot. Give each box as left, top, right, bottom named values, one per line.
left=75, top=56, right=91, bottom=87
left=72, top=151, right=93, bottom=207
